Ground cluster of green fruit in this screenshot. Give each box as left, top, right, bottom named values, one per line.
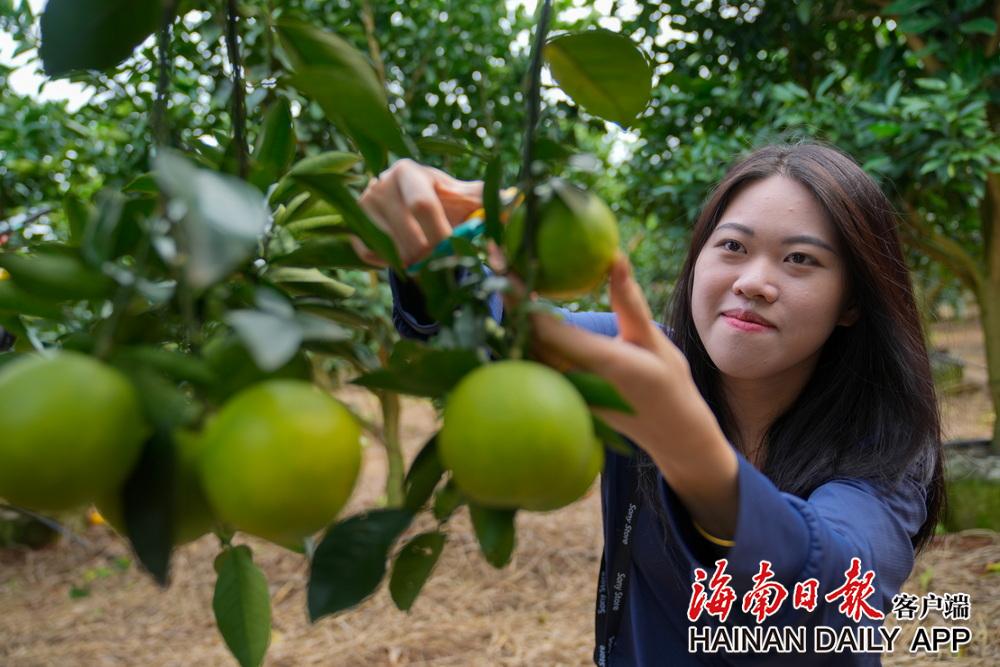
left=0, top=352, right=362, bottom=548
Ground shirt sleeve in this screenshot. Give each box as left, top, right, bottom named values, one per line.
left=0, top=327, right=14, bottom=352
left=387, top=265, right=626, bottom=339
left=658, top=452, right=926, bottom=624
left=386, top=269, right=447, bottom=341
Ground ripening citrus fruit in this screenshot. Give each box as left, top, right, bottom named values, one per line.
left=438, top=360, right=604, bottom=511
left=0, top=352, right=147, bottom=512
left=96, top=429, right=216, bottom=545
left=505, top=181, right=620, bottom=299
left=197, top=380, right=362, bottom=546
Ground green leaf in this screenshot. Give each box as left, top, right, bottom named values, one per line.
left=868, top=122, right=902, bottom=139
left=40, top=0, right=161, bottom=77
left=771, top=82, right=809, bottom=102
left=958, top=0, right=986, bottom=11
left=959, top=17, right=997, bottom=35
left=883, top=0, right=934, bottom=14
left=592, top=414, right=634, bottom=458
left=267, top=267, right=355, bottom=299
left=289, top=152, right=362, bottom=177
left=270, top=152, right=361, bottom=205
left=795, top=0, right=812, bottom=25
left=0, top=246, right=115, bottom=300
left=154, top=150, right=269, bottom=290
left=213, top=545, right=272, bottom=667
left=114, top=363, right=200, bottom=431
left=81, top=189, right=127, bottom=266
left=885, top=80, right=903, bottom=108
left=111, top=346, right=216, bottom=385
left=898, top=15, right=941, bottom=35
left=351, top=341, right=482, bottom=398
left=919, top=158, right=945, bottom=175
left=276, top=19, right=413, bottom=172
left=284, top=215, right=345, bottom=236
left=202, top=334, right=312, bottom=403
left=120, top=430, right=175, bottom=587
left=564, top=371, right=634, bottom=414
left=308, top=509, right=414, bottom=622
left=536, top=140, right=576, bottom=167
left=226, top=309, right=303, bottom=373
left=415, top=136, right=481, bottom=158
left=469, top=504, right=516, bottom=569
left=294, top=312, right=353, bottom=344
left=291, top=172, right=402, bottom=270
left=544, top=30, right=652, bottom=126
left=389, top=531, right=446, bottom=612
left=122, top=173, right=160, bottom=196
left=271, top=237, right=370, bottom=270
left=404, top=435, right=445, bottom=512
left=0, top=281, right=63, bottom=319
left=292, top=299, right=375, bottom=328
left=915, top=77, right=948, bottom=91
left=251, top=98, right=297, bottom=191
left=63, top=194, right=92, bottom=246
left=432, top=478, right=465, bottom=522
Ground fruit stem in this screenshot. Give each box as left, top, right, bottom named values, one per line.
left=379, top=390, right=406, bottom=507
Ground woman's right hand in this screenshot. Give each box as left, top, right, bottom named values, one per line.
left=354, top=158, right=484, bottom=268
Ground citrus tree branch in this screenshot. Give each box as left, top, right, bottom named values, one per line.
left=153, top=0, right=178, bottom=148
left=509, top=0, right=554, bottom=360
left=985, top=172, right=1000, bottom=279
left=360, top=0, right=386, bottom=87
left=900, top=201, right=983, bottom=293
left=225, top=0, right=249, bottom=180
left=987, top=0, right=1000, bottom=57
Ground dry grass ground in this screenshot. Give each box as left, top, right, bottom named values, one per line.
left=0, top=318, right=997, bottom=666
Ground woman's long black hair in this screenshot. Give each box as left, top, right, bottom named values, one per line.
left=639, top=142, right=944, bottom=555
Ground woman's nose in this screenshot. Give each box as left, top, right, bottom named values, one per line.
left=732, top=263, right=779, bottom=303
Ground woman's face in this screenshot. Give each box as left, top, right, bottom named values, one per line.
left=691, top=175, right=858, bottom=385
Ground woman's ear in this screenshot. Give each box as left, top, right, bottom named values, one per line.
left=837, top=302, right=860, bottom=327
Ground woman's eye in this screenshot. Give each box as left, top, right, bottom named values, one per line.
left=787, top=252, right=815, bottom=265
left=720, top=240, right=743, bottom=253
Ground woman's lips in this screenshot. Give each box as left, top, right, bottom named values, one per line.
left=722, top=315, right=775, bottom=333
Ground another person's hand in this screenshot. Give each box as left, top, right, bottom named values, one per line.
left=354, top=159, right=484, bottom=268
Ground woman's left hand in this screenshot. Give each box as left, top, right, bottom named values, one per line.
left=529, top=254, right=720, bottom=469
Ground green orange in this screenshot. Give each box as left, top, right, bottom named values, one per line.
left=438, top=360, right=603, bottom=511
left=505, top=181, right=620, bottom=299
left=0, top=352, right=148, bottom=512
left=196, top=380, right=362, bottom=546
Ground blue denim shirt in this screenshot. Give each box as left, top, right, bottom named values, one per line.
left=389, top=270, right=928, bottom=666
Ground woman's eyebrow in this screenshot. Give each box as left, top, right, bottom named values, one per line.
left=714, top=222, right=837, bottom=254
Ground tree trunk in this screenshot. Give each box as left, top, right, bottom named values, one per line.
left=982, top=169, right=1000, bottom=453
left=978, top=276, right=1000, bottom=454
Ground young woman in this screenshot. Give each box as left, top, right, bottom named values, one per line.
left=356, top=144, right=944, bottom=665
